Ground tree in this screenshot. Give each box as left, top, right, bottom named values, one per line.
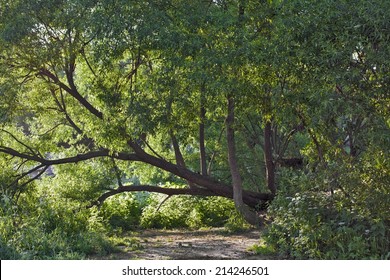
left=1, top=0, right=388, bottom=230
left=0, top=0, right=276, bottom=225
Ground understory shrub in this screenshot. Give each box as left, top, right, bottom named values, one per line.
left=98, top=193, right=145, bottom=231
left=0, top=189, right=115, bottom=260
left=62, top=185, right=250, bottom=232
left=264, top=164, right=390, bottom=259
left=140, top=194, right=245, bottom=230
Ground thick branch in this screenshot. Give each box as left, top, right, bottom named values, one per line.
left=0, top=140, right=273, bottom=209
left=89, top=185, right=219, bottom=208
left=170, top=130, right=196, bottom=189
left=127, top=139, right=228, bottom=192
left=170, top=130, right=187, bottom=168
left=0, top=147, right=140, bottom=166
left=226, top=96, right=243, bottom=203
left=38, top=68, right=103, bottom=119
left=127, top=139, right=273, bottom=207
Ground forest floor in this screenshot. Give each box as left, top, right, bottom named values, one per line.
left=97, top=228, right=278, bottom=260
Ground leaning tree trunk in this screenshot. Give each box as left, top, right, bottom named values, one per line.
left=226, top=95, right=259, bottom=226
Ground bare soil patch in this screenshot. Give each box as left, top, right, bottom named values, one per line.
left=101, top=228, right=274, bottom=260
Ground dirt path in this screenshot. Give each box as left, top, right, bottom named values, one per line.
left=103, top=228, right=272, bottom=260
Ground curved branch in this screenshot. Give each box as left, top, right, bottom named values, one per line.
left=0, top=147, right=140, bottom=166
left=88, top=184, right=219, bottom=208
left=1, top=129, right=41, bottom=157
left=156, top=195, right=172, bottom=212
left=89, top=183, right=273, bottom=210
left=1, top=141, right=273, bottom=209
left=9, top=164, right=46, bottom=188
left=18, top=166, right=49, bottom=189
left=127, top=138, right=273, bottom=206
left=0, top=146, right=43, bottom=162
left=38, top=68, right=103, bottom=119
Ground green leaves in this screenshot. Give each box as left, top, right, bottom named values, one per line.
left=0, top=0, right=388, bottom=257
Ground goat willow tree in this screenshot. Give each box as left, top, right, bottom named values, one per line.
left=0, top=0, right=389, bottom=226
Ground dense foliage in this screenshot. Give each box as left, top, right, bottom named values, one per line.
left=265, top=164, right=390, bottom=259
left=0, top=184, right=115, bottom=259
left=0, top=0, right=389, bottom=259
left=0, top=182, right=247, bottom=259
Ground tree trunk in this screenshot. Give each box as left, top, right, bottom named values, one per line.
left=199, top=88, right=207, bottom=176
left=264, top=120, right=276, bottom=195
left=226, top=95, right=259, bottom=226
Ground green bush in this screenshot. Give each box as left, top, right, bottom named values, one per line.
left=0, top=236, right=20, bottom=259
left=140, top=193, right=243, bottom=230
left=224, top=210, right=251, bottom=233
left=264, top=165, right=390, bottom=259
left=140, top=194, right=198, bottom=229
left=0, top=187, right=116, bottom=260
left=98, top=193, right=145, bottom=231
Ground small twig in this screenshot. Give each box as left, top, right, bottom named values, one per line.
left=10, top=164, right=46, bottom=186
left=80, top=48, right=97, bottom=77
left=111, top=157, right=124, bottom=188
left=156, top=195, right=172, bottom=212
left=19, top=166, right=49, bottom=189
left=37, top=123, right=63, bottom=137
left=15, top=159, right=29, bottom=172
left=143, top=139, right=165, bottom=160
left=1, top=129, right=39, bottom=157
left=207, top=126, right=225, bottom=175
